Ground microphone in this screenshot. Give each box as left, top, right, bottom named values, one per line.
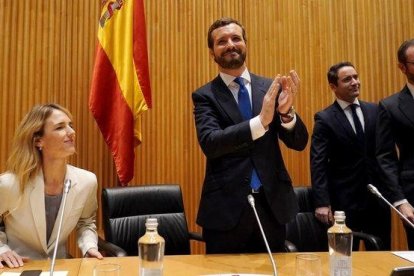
left=367, top=184, right=414, bottom=229
left=49, top=179, right=72, bottom=276
left=247, top=194, right=278, bottom=276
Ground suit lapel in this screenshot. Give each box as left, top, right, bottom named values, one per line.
left=211, top=75, right=243, bottom=123
left=332, top=101, right=357, bottom=142
left=359, top=101, right=370, bottom=138
left=398, top=86, right=414, bottom=127
left=250, top=74, right=267, bottom=117
left=47, top=165, right=79, bottom=250
left=211, top=73, right=269, bottom=124
left=29, top=172, right=48, bottom=252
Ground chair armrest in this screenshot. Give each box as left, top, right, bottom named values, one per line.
left=98, top=237, right=128, bottom=257
left=189, top=231, right=203, bottom=242
left=353, top=231, right=384, bottom=251
left=284, top=240, right=298, bottom=252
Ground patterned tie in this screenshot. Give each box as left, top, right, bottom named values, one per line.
left=350, top=104, right=365, bottom=144
left=234, top=77, right=262, bottom=191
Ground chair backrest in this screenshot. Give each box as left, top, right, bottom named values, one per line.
left=286, top=212, right=330, bottom=252
left=294, top=186, right=315, bottom=212
left=286, top=186, right=330, bottom=252
left=287, top=186, right=384, bottom=252
left=102, top=184, right=191, bottom=256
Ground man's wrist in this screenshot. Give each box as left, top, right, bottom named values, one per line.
left=280, top=115, right=294, bottom=123
left=394, top=199, right=409, bottom=208
left=250, top=116, right=267, bottom=140
left=279, top=106, right=295, bottom=120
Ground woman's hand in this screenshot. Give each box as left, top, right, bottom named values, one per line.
left=86, top=248, right=103, bottom=259
left=0, top=250, right=25, bottom=268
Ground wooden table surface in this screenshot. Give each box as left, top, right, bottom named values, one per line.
left=1, top=251, right=413, bottom=275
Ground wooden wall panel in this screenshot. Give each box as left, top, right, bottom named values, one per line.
left=1, top=0, right=413, bottom=257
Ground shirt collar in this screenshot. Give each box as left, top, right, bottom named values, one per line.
left=406, top=82, right=414, bottom=98
left=336, top=98, right=360, bottom=110
left=219, top=68, right=251, bottom=87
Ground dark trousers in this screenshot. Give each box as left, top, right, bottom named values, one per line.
left=404, top=223, right=414, bottom=250
left=203, top=190, right=286, bottom=254
left=345, top=197, right=391, bottom=250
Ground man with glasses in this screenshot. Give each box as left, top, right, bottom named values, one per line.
left=377, top=38, right=414, bottom=249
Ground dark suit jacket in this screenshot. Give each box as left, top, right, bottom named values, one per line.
left=376, top=86, right=414, bottom=204
left=311, top=100, right=382, bottom=211
left=192, top=73, right=308, bottom=231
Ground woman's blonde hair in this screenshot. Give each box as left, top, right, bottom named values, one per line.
left=6, top=103, right=73, bottom=193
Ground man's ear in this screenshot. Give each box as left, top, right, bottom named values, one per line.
left=209, top=48, right=215, bottom=59
left=398, top=62, right=406, bottom=74
left=329, top=83, right=337, bottom=92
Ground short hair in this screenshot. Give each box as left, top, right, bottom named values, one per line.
left=207, top=17, right=247, bottom=49
left=397, top=39, right=414, bottom=64
left=327, top=61, right=355, bottom=85
left=6, top=103, right=73, bottom=192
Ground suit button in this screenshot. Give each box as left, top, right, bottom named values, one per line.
left=244, top=177, right=250, bottom=182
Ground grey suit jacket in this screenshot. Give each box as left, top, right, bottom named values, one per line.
left=192, top=73, right=308, bottom=231
left=0, top=165, right=99, bottom=259
left=377, top=86, right=414, bottom=204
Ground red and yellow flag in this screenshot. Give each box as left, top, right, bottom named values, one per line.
left=89, top=0, right=152, bottom=185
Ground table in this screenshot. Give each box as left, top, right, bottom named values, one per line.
left=1, top=252, right=413, bottom=275
left=0, top=258, right=81, bottom=275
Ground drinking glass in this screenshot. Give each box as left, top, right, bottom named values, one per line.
left=93, top=263, right=121, bottom=276
left=296, top=253, right=321, bottom=276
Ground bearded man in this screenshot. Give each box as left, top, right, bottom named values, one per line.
left=192, top=17, right=308, bottom=254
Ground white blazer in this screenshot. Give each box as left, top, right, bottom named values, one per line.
left=0, top=165, right=99, bottom=259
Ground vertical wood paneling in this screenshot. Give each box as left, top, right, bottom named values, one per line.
left=1, top=0, right=413, bottom=256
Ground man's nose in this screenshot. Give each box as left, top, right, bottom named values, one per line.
left=350, top=77, right=359, bottom=85
left=226, top=39, right=236, bottom=48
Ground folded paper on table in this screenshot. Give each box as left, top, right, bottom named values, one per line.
left=393, top=251, right=414, bottom=263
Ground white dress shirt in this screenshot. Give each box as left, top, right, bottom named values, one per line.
left=336, top=98, right=364, bottom=134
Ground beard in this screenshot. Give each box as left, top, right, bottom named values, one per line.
left=214, top=48, right=246, bottom=69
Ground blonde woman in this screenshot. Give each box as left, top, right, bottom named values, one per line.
left=0, top=104, right=103, bottom=268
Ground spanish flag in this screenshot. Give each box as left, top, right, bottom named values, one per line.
left=89, top=0, right=152, bottom=185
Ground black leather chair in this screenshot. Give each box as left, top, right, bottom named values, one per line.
left=286, top=186, right=383, bottom=252
left=98, top=184, right=203, bottom=256
left=294, top=186, right=316, bottom=213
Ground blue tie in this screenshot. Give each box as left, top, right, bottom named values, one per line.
left=234, top=77, right=252, bottom=120
left=234, top=77, right=262, bottom=191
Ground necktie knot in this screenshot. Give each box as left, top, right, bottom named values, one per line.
left=234, top=77, right=245, bottom=87
left=350, top=103, right=358, bottom=112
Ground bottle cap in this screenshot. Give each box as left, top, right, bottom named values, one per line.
left=334, top=211, right=346, bottom=221
left=145, top=217, right=158, bottom=228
